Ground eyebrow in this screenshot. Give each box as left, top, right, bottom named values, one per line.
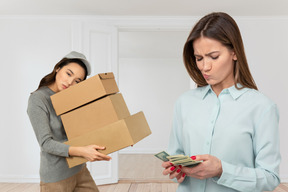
left=194, top=51, right=220, bottom=57
left=68, top=69, right=74, bottom=75
left=68, top=69, right=83, bottom=81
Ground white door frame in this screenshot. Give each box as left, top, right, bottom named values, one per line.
left=71, top=21, right=119, bottom=185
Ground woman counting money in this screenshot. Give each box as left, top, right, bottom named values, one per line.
left=162, top=12, right=281, bottom=191
left=27, top=51, right=111, bottom=191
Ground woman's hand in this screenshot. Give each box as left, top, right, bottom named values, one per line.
left=69, top=145, right=112, bottom=162
left=181, top=154, right=222, bottom=180
left=162, top=161, right=186, bottom=183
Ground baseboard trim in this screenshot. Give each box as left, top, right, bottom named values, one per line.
left=119, top=178, right=174, bottom=183
left=119, top=149, right=163, bottom=154
left=0, top=175, right=40, bottom=183
left=280, top=175, right=288, bottom=183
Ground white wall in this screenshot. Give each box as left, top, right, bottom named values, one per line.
left=118, top=31, right=190, bottom=153
left=0, top=18, right=74, bottom=182
left=0, top=16, right=287, bottom=182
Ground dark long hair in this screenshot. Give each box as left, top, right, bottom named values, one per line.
left=36, top=58, right=88, bottom=91
left=183, top=12, right=257, bottom=90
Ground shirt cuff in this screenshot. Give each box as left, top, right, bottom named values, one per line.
left=215, top=160, right=256, bottom=191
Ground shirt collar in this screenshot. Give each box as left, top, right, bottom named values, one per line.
left=200, top=85, right=212, bottom=100
left=227, top=84, right=249, bottom=100
left=200, top=84, right=249, bottom=100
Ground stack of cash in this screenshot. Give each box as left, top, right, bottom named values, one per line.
left=154, top=151, right=201, bottom=167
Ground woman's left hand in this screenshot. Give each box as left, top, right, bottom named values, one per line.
left=162, top=161, right=186, bottom=183
left=181, top=154, right=222, bottom=180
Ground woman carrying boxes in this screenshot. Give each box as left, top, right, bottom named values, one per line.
left=27, top=51, right=110, bottom=191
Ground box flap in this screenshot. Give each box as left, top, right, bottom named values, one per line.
left=51, top=72, right=119, bottom=116
left=125, top=111, right=152, bottom=144
left=99, top=72, right=114, bottom=79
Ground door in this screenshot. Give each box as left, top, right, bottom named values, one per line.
left=72, top=22, right=119, bottom=185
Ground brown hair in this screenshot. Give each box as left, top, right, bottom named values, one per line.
left=183, top=12, right=257, bottom=90
left=36, top=58, right=88, bottom=91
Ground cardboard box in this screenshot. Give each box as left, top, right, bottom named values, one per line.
left=64, top=112, right=151, bottom=168
left=50, top=72, right=151, bottom=168
left=51, top=72, right=119, bottom=116
left=61, top=93, right=130, bottom=139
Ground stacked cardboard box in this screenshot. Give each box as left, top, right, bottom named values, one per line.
left=51, top=72, right=151, bottom=168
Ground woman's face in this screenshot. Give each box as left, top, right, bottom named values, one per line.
left=49, top=62, right=86, bottom=93
left=193, top=36, right=237, bottom=94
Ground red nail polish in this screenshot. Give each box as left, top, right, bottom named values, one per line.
left=191, top=156, right=196, bottom=160
left=177, top=169, right=181, bottom=173
left=169, top=162, right=174, bottom=166
left=182, top=173, right=186, bottom=177
left=170, top=166, right=175, bottom=171
left=179, top=165, right=182, bottom=169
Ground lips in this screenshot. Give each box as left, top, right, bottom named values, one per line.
left=62, top=84, right=68, bottom=89
left=203, top=74, right=210, bottom=79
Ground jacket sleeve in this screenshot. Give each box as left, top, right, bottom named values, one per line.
left=27, top=93, right=70, bottom=157
left=215, top=104, right=281, bottom=192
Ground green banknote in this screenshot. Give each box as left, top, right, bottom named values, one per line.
left=155, top=151, right=202, bottom=167
left=154, top=151, right=170, bottom=162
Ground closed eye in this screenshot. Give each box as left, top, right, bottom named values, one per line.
left=195, top=56, right=203, bottom=62
left=75, top=78, right=82, bottom=84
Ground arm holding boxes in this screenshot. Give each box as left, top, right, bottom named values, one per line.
left=69, top=145, right=111, bottom=162
left=28, top=91, right=71, bottom=158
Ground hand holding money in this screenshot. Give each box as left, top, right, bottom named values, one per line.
left=155, top=151, right=202, bottom=167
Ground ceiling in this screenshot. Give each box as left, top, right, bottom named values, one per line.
left=0, top=0, right=288, bottom=16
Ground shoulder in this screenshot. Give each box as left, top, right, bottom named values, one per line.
left=177, top=86, right=207, bottom=102
left=174, top=86, right=208, bottom=109
left=240, top=88, right=278, bottom=115
left=28, top=87, right=53, bottom=108
left=244, top=88, right=276, bottom=106
left=29, top=87, right=47, bottom=101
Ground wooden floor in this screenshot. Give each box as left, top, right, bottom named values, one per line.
left=0, top=154, right=287, bottom=192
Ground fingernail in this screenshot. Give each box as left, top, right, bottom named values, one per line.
left=169, top=162, right=174, bottom=166
left=177, top=169, right=181, bottom=173
left=191, top=156, right=196, bottom=160
left=179, top=165, right=182, bottom=169
left=170, top=166, right=175, bottom=171
left=182, top=173, right=186, bottom=177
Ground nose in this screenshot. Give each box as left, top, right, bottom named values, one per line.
left=67, top=78, right=74, bottom=86
left=202, top=59, right=212, bottom=71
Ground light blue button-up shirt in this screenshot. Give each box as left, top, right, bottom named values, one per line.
left=168, top=85, right=280, bottom=192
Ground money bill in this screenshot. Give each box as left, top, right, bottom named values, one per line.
left=154, top=151, right=170, bottom=162
left=155, top=151, right=202, bottom=167
left=173, top=158, right=201, bottom=166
